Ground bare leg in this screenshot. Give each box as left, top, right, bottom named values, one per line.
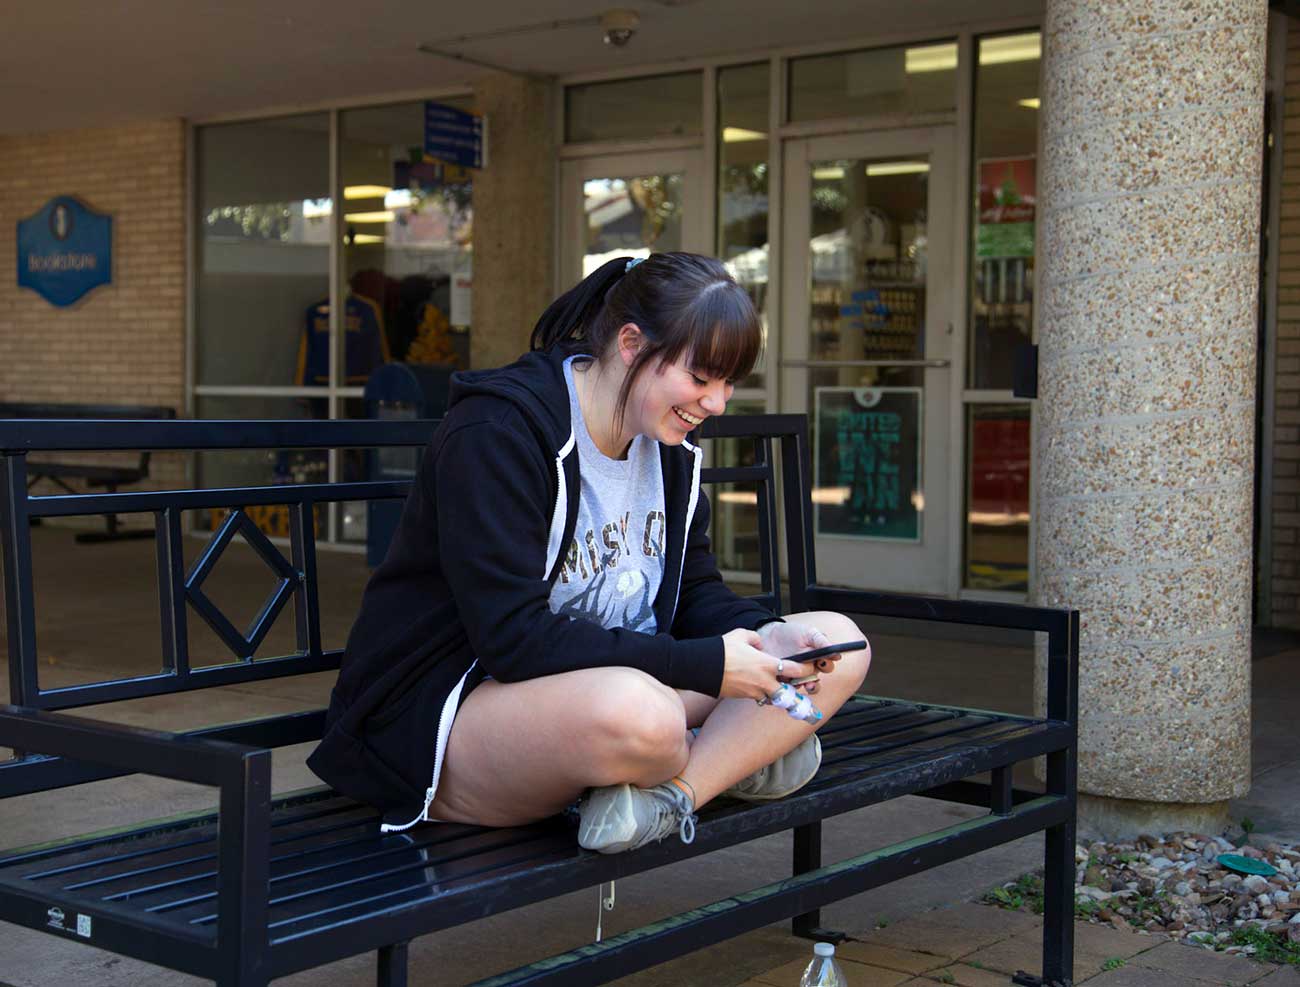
left=426, top=666, right=691, bottom=827
left=680, top=612, right=871, bottom=808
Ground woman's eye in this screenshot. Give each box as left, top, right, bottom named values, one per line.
left=691, top=374, right=708, bottom=386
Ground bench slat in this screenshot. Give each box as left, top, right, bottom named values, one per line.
left=0, top=697, right=1066, bottom=971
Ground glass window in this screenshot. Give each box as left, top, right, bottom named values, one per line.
left=964, top=404, right=1030, bottom=592
left=566, top=73, right=703, bottom=143
left=969, top=32, right=1041, bottom=389
left=789, top=42, right=957, bottom=123
left=339, top=99, right=474, bottom=380
left=964, top=31, right=1040, bottom=592
left=582, top=174, right=684, bottom=276
left=196, top=114, right=330, bottom=388
left=803, top=156, right=930, bottom=541
left=717, top=63, right=770, bottom=389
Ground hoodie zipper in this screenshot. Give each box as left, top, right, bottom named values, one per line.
left=379, top=660, right=477, bottom=833
left=669, top=439, right=703, bottom=623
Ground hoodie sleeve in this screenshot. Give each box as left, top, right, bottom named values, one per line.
left=433, top=419, right=725, bottom=695
left=669, top=486, right=782, bottom=640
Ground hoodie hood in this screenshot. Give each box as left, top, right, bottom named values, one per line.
left=448, top=346, right=580, bottom=454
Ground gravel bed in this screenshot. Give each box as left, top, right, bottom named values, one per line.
left=1072, top=833, right=1300, bottom=956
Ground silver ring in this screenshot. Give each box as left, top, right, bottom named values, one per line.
left=777, top=658, right=785, bottom=677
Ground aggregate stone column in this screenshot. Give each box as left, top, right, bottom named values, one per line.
left=470, top=72, right=556, bottom=370
left=1034, top=0, right=1268, bottom=837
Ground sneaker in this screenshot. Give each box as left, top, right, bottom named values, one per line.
left=723, top=733, right=822, bottom=802
left=577, top=779, right=697, bottom=854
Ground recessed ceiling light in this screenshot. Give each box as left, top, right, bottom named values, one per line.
left=1018, top=98, right=1040, bottom=109
left=344, top=211, right=395, bottom=223
left=866, top=162, right=929, bottom=176
left=344, top=185, right=391, bottom=200
left=723, top=127, right=767, bottom=143
left=980, top=33, right=1041, bottom=65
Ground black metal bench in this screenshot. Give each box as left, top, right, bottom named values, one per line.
left=0, top=401, right=176, bottom=542
left=0, top=415, right=1079, bottom=987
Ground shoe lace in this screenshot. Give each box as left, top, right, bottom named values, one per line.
left=659, top=784, right=697, bottom=844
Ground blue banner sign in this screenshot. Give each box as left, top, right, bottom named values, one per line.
left=17, top=196, right=113, bottom=307
left=424, top=102, right=486, bottom=169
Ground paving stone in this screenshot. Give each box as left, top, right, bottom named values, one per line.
left=859, top=904, right=1041, bottom=960
left=1084, top=967, right=1206, bottom=987
left=1131, top=941, right=1272, bottom=984
left=836, top=941, right=949, bottom=974
left=1254, top=967, right=1300, bottom=986
left=962, top=921, right=1164, bottom=983
left=908, top=961, right=1016, bottom=986
left=753, top=956, right=911, bottom=986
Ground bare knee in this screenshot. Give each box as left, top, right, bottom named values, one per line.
left=586, top=669, right=688, bottom=784
left=803, top=611, right=872, bottom=691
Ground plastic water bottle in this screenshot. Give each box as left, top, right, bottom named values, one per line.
left=799, top=941, right=847, bottom=986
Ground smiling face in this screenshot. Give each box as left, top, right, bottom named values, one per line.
left=624, top=354, right=735, bottom=446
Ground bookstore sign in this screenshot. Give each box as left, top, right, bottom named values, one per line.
left=17, top=196, right=112, bottom=307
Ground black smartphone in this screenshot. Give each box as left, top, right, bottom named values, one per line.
left=778, top=639, right=866, bottom=684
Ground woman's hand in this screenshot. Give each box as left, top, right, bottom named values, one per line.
left=719, top=628, right=816, bottom=701
left=758, top=621, right=833, bottom=694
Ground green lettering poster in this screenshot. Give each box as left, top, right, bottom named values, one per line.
left=814, top=387, right=922, bottom=541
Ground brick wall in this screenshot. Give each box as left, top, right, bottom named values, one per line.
left=0, top=120, right=187, bottom=490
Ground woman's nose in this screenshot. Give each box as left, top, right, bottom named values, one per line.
left=700, top=383, right=727, bottom=414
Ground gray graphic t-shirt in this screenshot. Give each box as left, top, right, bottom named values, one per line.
left=548, top=356, right=667, bottom=633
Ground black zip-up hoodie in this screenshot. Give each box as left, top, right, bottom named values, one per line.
left=307, top=346, right=778, bottom=830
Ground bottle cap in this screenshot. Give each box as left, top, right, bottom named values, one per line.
left=814, top=942, right=835, bottom=957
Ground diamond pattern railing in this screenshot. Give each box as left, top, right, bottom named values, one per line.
left=185, top=509, right=303, bottom=660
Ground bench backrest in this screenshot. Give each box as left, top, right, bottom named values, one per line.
left=0, top=414, right=815, bottom=796
left=0, top=403, right=177, bottom=476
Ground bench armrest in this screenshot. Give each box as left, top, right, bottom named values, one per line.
left=805, top=585, right=1080, bottom=727
left=0, top=703, right=262, bottom=787
left=0, top=703, right=272, bottom=970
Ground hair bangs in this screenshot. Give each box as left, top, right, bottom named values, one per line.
left=659, top=283, right=763, bottom=383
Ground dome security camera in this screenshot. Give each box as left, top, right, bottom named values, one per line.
left=600, top=9, right=640, bottom=47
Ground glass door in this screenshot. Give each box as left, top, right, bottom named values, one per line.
left=781, top=127, right=956, bottom=594
left=559, top=149, right=707, bottom=289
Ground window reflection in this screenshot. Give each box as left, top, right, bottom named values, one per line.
left=718, top=63, right=770, bottom=388
left=965, top=404, right=1030, bottom=591
left=583, top=175, right=684, bottom=276
left=338, top=99, right=474, bottom=382
left=196, top=114, right=330, bottom=389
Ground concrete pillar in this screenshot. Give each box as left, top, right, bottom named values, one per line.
left=1034, top=0, right=1268, bottom=837
left=470, top=72, right=556, bottom=370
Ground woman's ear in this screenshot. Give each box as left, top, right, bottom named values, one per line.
left=616, top=323, right=644, bottom=368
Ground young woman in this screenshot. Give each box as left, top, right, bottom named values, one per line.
left=308, top=252, right=871, bottom=854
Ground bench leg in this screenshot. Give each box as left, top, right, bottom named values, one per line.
left=378, top=941, right=410, bottom=987
left=791, top=822, right=846, bottom=943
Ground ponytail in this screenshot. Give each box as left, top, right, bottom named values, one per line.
left=529, top=257, right=634, bottom=352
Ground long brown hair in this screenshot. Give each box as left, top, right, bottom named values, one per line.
left=530, top=252, right=762, bottom=432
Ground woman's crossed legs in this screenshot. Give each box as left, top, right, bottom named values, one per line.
left=425, top=611, right=871, bottom=829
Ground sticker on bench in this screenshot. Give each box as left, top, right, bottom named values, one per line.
left=43, top=906, right=91, bottom=938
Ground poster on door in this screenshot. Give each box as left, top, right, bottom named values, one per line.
left=814, top=387, right=922, bottom=541
left=976, top=156, right=1035, bottom=259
